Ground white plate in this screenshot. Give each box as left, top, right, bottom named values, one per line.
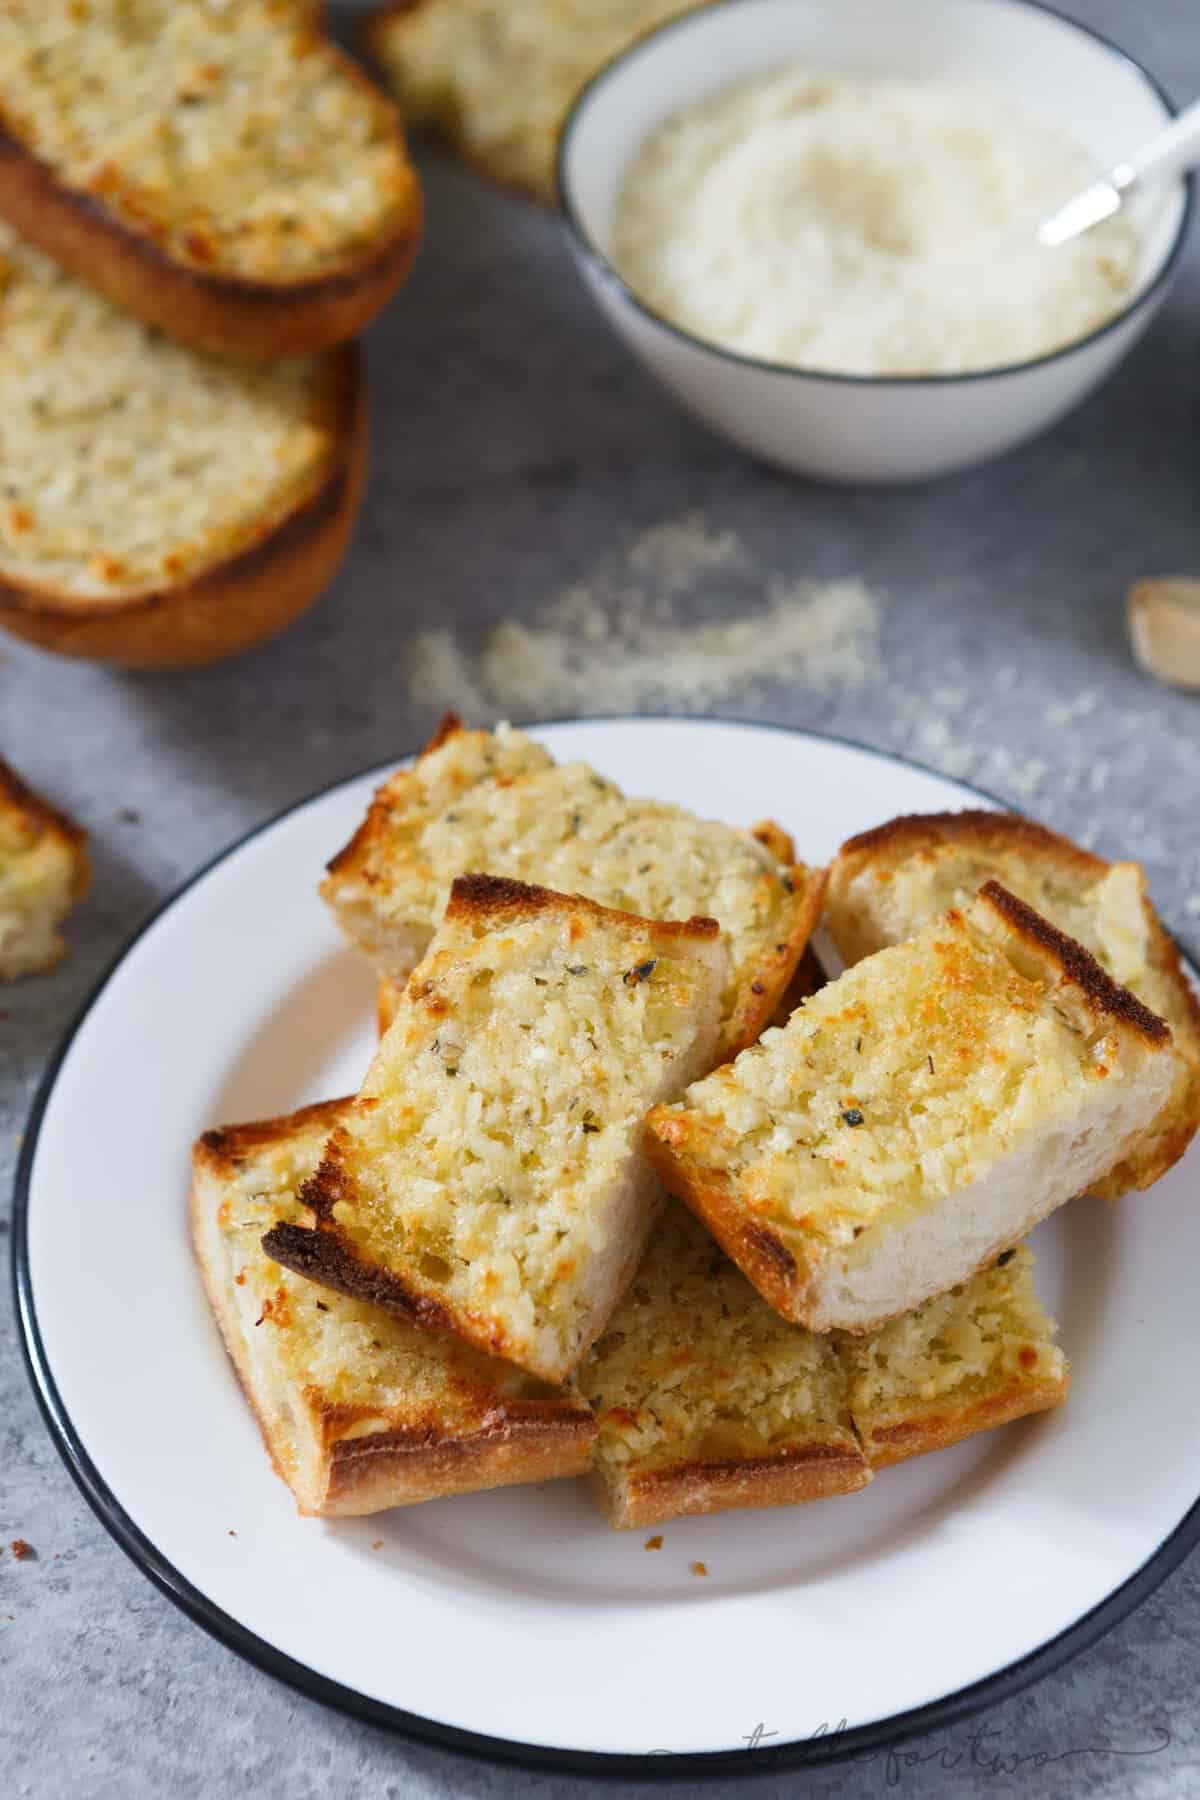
left=15, top=719, right=1200, bottom=1776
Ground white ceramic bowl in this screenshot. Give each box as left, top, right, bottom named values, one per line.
left=558, top=0, right=1193, bottom=484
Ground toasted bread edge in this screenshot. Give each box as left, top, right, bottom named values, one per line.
left=0, top=346, right=367, bottom=668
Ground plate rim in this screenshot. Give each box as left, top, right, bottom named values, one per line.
left=12, top=712, right=1200, bottom=1779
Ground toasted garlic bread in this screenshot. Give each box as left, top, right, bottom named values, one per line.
left=647, top=882, right=1179, bottom=1334
left=323, top=716, right=824, bottom=1061
left=365, top=0, right=711, bottom=204
left=0, top=1, right=421, bottom=358
left=265, top=875, right=725, bottom=1382
left=193, top=1098, right=595, bottom=1516
left=583, top=1203, right=869, bottom=1528
left=0, top=223, right=365, bottom=669
left=583, top=1207, right=1066, bottom=1525
left=0, top=757, right=88, bottom=977
left=840, top=1244, right=1067, bottom=1468
left=826, top=810, right=1200, bottom=1195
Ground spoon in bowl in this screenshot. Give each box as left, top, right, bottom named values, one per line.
left=1038, top=95, right=1200, bottom=246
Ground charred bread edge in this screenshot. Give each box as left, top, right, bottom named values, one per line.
left=193, top=1102, right=595, bottom=1514
left=975, top=881, right=1171, bottom=1045
left=858, top=1367, right=1070, bottom=1471
left=642, top=1119, right=812, bottom=1322
left=0, top=346, right=367, bottom=668
left=595, top=1438, right=871, bottom=1529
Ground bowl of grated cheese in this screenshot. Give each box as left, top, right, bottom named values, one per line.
left=557, top=0, right=1193, bottom=484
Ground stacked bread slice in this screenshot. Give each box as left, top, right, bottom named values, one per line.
left=0, top=0, right=421, bottom=666
left=193, top=724, right=1195, bottom=1524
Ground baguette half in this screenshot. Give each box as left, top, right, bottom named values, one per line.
left=265, top=875, right=725, bottom=1382
left=647, top=882, right=1179, bottom=1333
left=322, top=716, right=825, bottom=1061
left=0, top=756, right=88, bottom=977
left=826, top=809, right=1200, bottom=1195
left=192, top=1097, right=595, bottom=1516
left=0, top=1, right=421, bottom=358
left=0, top=223, right=365, bottom=669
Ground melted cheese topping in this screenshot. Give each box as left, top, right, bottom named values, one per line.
left=326, top=896, right=722, bottom=1373
left=831, top=843, right=1194, bottom=1053
left=841, top=1244, right=1064, bottom=1422
left=325, top=723, right=797, bottom=1038
left=584, top=1202, right=851, bottom=1474
left=0, top=0, right=413, bottom=280
left=658, top=896, right=1147, bottom=1258
left=0, top=223, right=336, bottom=596
left=217, top=1113, right=562, bottom=1425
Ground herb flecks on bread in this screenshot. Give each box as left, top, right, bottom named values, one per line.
left=825, top=809, right=1200, bottom=1194
left=647, top=883, right=1179, bottom=1333
left=583, top=1203, right=869, bottom=1527
left=582, top=1206, right=1066, bottom=1525
left=265, top=875, right=725, bottom=1382
left=841, top=1243, right=1068, bottom=1468
left=322, top=717, right=825, bottom=1060
left=0, top=757, right=88, bottom=978
left=192, top=1098, right=595, bottom=1516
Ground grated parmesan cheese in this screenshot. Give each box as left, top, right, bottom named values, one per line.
left=406, top=514, right=883, bottom=717
left=613, top=70, right=1138, bottom=376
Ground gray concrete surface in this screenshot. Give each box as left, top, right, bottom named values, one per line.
left=3, top=2, right=1200, bottom=1792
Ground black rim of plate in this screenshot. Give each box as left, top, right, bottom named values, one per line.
left=557, top=0, right=1196, bottom=389
left=13, top=716, right=1200, bottom=1780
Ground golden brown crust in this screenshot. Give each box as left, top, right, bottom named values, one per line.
left=444, top=870, right=720, bottom=941
left=643, top=1118, right=812, bottom=1322
left=0, top=345, right=367, bottom=668
left=860, top=1369, right=1069, bottom=1471
left=0, top=53, right=422, bottom=358
left=322, top=1406, right=594, bottom=1515
left=750, top=819, right=796, bottom=864
left=596, top=1439, right=871, bottom=1529
left=721, top=863, right=827, bottom=1056
left=194, top=1096, right=353, bottom=1184
left=0, top=756, right=89, bottom=892
left=833, top=809, right=1108, bottom=883
left=193, top=1100, right=595, bottom=1515
left=377, top=975, right=404, bottom=1037
left=977, top=881, right=1171, bottom=1046
left=769, top=945, right=827, bottom=1027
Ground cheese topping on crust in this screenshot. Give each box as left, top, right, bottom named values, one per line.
left=655, top=893, right=1169, bottom=1261
left=301, top=881, right=724, bottom=1377
left=0, top=0, right=413, bottom=281
left=323, top=722, right=804, bottom=1049
left=0, top=223, right=338, bottom=597
left=584, top=1203, right=853, bottom=1475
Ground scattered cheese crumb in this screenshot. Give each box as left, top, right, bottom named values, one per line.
left=644, top=1534, right=663, bottom=1551
left=406, top=514, right=882, bottom=718
left=690, top=1560, right=709, bottom=1577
